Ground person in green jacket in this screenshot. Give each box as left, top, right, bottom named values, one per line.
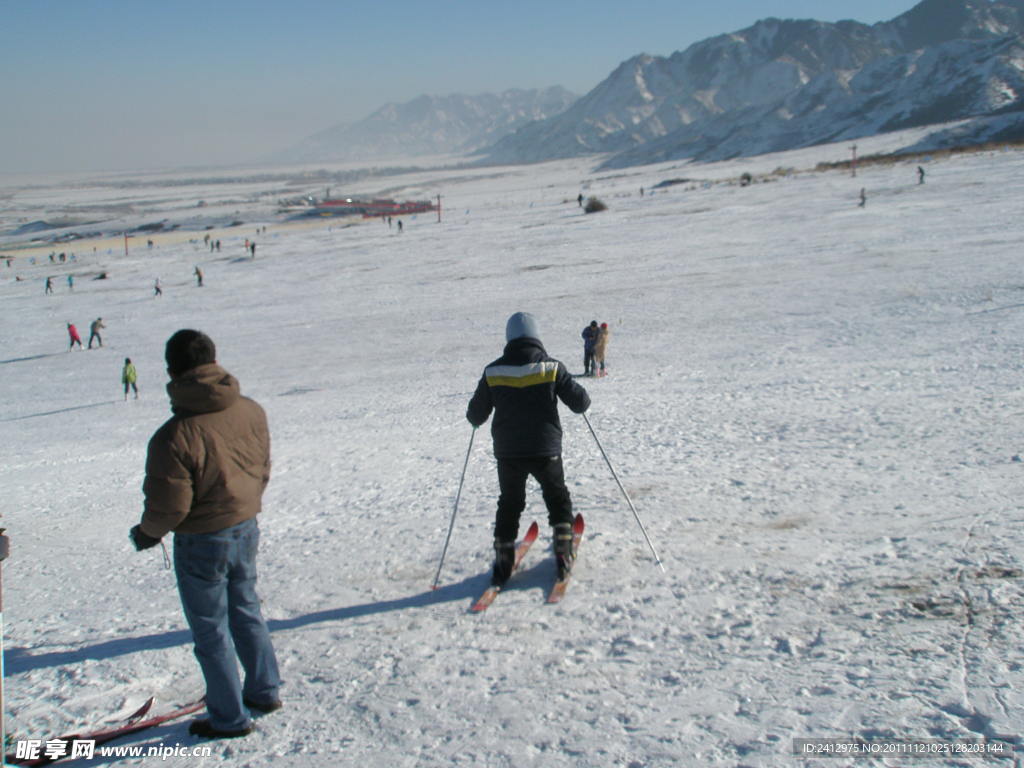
left=122, top=358, right=139, bottom=400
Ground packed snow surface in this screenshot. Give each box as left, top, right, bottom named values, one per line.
left=1, top=138, right=1022, bottom=767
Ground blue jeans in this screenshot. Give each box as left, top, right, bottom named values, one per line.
left=174, top=518, right=280, bottom=731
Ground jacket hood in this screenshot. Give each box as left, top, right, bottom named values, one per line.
left=502, top=336, right=547, bottom=360
left=167, top=363, right=241, bottom=415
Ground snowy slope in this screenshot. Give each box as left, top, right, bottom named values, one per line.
left=1, top=138, right=1022, bottom=767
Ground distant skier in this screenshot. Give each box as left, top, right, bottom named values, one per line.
left=918, top=166, right=926, bottom=185
left=397, top=220, right=403, bottom=234
left=594, top=322, right=610, bottom=377
left=467, top=312, right=591, bottom=584
left=88, top=317, right=105, bottom=348
left=122, top=357, right=139, bottom=400
left=67, top=322, right=83, bottom=350
left=581, top=320, right=599, bottom=376
left=67, top=274, right=74, bottom=291
left=194, top=266, right=204, bottom=287
left=154, top=278, right=163, bottom=297
left=577, top=193, right=583, bottom=207
left=858, top=188, right=867, bottom=208
left=250, top=242, right=256, bottom=258
left=45, top=277, right=53, bottom=295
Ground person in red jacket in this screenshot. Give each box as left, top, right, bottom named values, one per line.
left=67, top=322, right=83, bottom=350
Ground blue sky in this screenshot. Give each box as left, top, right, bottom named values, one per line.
left=0, top=0, right=919, bottom=174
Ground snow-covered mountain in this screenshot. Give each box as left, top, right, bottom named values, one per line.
left=480, top=0, right=1024, bottom=168
left=278, top=87, right=577, bottom=163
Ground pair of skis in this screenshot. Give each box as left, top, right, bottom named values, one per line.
left=470, top=514, right=584, bottom=612
left=6, top=696, right=205, bottom=766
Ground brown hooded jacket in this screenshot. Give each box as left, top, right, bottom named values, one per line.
left=141, top=363, right=270, bottom=538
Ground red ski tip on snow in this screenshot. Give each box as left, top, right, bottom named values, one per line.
left=470, top=521, right=540, bottom=613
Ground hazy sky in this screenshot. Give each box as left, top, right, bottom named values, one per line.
left=1, top=0, right=919, bottom=174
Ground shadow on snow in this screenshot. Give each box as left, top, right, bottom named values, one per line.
left=5, top=573, right=491, bottom=675
left=0, top=352, right=67, bottom=366
left=1, top=401, right=119, bottom=423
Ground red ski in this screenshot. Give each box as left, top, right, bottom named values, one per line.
left=7, top=696, right=204, bottom=766
left=547, top=513, right=585, bottom=604
left=470, top=521, right=539, bottom=612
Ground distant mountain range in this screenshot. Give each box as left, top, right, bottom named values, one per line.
left=278, top=87, right=577, bottom=163
left=484, top=0, right=1024, bottom=168
left=285, top=0, right=1024, bottom=169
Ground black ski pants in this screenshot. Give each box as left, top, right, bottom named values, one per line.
left=494, top=456, right=573, bottom=542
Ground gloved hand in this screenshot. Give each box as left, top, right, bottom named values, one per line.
left=130, top=524, right=161, bottom=551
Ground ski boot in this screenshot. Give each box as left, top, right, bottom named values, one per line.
left=492, top=540, right=515, bottom=586
left=553, top=522, right=575, bottom=580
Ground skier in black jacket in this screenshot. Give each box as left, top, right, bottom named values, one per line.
left=467, top=312, right=590, bottom=584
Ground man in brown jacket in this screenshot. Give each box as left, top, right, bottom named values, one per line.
left=130, top=329, right=281, bottom=739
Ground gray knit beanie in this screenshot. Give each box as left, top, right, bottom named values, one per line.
left=505, top=312, right=541, bottom=342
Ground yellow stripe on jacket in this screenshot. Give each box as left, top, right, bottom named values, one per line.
left=485, top=361, right=559, bottom=388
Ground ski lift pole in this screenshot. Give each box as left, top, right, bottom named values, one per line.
left=582, top=413, right=666, bottom=572
left=432, top=428, right=476, bottom=589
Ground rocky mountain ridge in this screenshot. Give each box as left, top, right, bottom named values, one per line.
left=481, top=0, right=1024, bottom=167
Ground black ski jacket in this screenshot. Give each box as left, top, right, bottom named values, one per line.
left=467, top=337, right=590, bottom=458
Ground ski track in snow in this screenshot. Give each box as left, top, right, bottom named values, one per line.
left=1, top=140, right=1022, bottom=767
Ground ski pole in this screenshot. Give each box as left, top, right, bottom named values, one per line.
left=432, top=428, right=476, bottom=589
left=582, top=412, right=666, bottom=572
left=0, top=529, right=9, bottom=762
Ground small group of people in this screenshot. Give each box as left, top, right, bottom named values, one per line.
left=45, top=276, right=76, bottom=294
left=66, top=318, right=105, bottom=350
left=65, top=319, right=138, bottom=400
left=46, top=275, right=75, bottom=293
left=581, top=320, right=611, bottom=377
